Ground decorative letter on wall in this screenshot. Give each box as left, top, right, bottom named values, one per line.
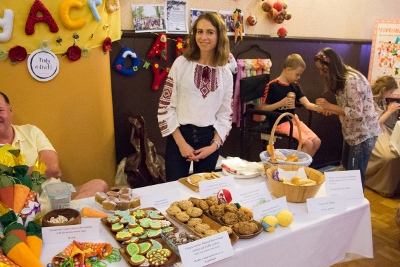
left=88, top=0, right=102, bottom=22
left=0, top=9, right=14, bottom=42
left=25, top=0, right=59, bottom=35
left=113, top=47, right=141, bottom=76
left=59, top=0, right=86, bottom=30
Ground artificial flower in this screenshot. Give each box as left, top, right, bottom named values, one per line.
left=103, top=37, right=112, bottom=54
left=40, top=40, right=51, bottom=51
left=65, top=45, right=81, bottom=61
left=8, top=46, right=27, bottom=63
left=81, top=47, right=91, bottom=58
left=0, top=48, right=8, bottom=61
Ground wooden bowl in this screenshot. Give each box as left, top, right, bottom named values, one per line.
left=42, top=208, right=81, bottom=227
left=265, top=165, right=325, bottom=203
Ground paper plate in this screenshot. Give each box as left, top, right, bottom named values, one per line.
left=221, top=168, right=260, bottom=179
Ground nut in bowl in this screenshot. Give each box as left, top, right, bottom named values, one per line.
left=42, top=208, right=81, bottom=227
left=266, top=165, right=325, bottom=203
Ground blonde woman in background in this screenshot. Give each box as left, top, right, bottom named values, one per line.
left=365, top=76, right=400, bottom=197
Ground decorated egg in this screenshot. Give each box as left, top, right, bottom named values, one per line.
left=217, top=188, right=232, bottom=204
left=262, top=1, right=273, bottom=12
left=247, top=15, right=257, bottom=26
left=277, top=27, right=287, bottom=38
left=268, top=8, right=279, bottom=19
left=273, top=1, right=284, bottom=12
left=285, top=12, right=292, bottom=20
left=277, top=210, right=293, bottom=227
left=261, top=215, right=278, bottom=232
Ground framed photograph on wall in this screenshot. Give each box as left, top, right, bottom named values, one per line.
left=132, top=4, right=166, bottom=33
left=368, top=19, right=400, bottom=95
left=165, top=0, right=188, bottom=34
left=219, top=10, right=245, bottom=37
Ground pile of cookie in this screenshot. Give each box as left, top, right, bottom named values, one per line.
left=165, top=198, right=233, bottom=237
left=188, top=172, right=221, bottom=186
left=124, top=238, right=172, bottom=266
left=162, top=231, right=200, bottom=255
left=106, top=209, right=176, bottom=244
left=95, top=187, right=140, bottom=211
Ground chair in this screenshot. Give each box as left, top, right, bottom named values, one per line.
left=239, top=74, right=311, bottom=158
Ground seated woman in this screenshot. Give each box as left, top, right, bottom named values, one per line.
left=366, top=76, right=400, bottom=197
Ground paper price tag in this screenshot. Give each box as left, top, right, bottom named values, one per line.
left=42, top=223, right=99, bottom=244
left=140, top=189, right=181, bottom=208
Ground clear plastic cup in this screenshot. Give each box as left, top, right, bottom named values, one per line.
left=45, top=182, right=71, bottom=210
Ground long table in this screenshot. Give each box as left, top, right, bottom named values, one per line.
left=40, top=175, right=373, bottom=267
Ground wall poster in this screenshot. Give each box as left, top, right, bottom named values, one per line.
left=368, top=19, right=400, bottom=94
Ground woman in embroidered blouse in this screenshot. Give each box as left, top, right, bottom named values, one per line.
left=366, top=76, right=400, bottom=197
left=158, top=12, right=233, bottom=182
left=314, top=47, right=381, bottom=189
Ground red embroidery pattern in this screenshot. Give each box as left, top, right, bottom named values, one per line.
left=194, top=65, right=218, bottom=98
left=158, top=77, right=173, bottom=116
left=159, top=120, right=168, bottom=135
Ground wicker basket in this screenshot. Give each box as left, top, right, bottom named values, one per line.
left=265, top=165, right=325, bottom=203
left=260, top=112, right=312, bottom=167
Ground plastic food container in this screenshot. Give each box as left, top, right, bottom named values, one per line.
left=45, top=182, right=71, bottom=210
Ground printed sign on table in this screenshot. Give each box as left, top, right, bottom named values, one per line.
left=324, top=170, right=364, bottom=199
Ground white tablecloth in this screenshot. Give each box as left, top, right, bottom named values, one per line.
left=40, top=176, right=373, bottom=267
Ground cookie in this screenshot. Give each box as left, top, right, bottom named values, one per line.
left=129, top=254, right=146, bottom=266
left=195, top=199, right=209, bottom=211
left=138, top=241, right=152, bottom=255
left=194, top=223, right=211, bottom=234
left=120, top=215, right=138, bottom=228
left=129, top=226, right=145, bottom=236
left=124, top=236, right=139, bottom=245
left=150, top=239, right=163, bottom=250
left=206, top=196, right=219, bottom=207
left=132, top=209, right=146, bottom=219
left=115, top=210, right=131, bottom=218
left=147, top=210, right=165, bottom=220
left=178, top=200, right=194, bottom=211
left=187, top=217, right=203, bottom=227
left=107, top=215, right=120, bottom=224
left=126, top=243, right=140, bottom=256
left=218, top=226, right=233, bottom=235
left=186, top=207, right=203, bottom=218
left=146, top=229, right=162, bottom=238
left=159, top=220, right=171, bottom=227
left=139, top=218, right=152, bottom=228
left=116, top=231, right=132, bottom=241
left=175, top=211, right=190, bottom=223
left=111, top=222, right=124, bottom=232
left=161, top=226, right=174, bottom=233
left=166, top=206, right=181, bottom=216
left=147, top=249, right=169, bottom=266
left=150, top=220, right=162, bottom=230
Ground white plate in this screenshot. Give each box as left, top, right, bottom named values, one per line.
left=186, top=172, right=223, bottom=186
left=222, top=168, right=260, bottom=179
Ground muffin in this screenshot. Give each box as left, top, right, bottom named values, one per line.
left=119, top=194, right=132, bottom=201
left=102, top=200, right=117, bottom=211
left=95, top=192, right=107, bottom=203
left=119, top=187, right=132, bottom=195
left=107, top=190, right=120, bottom=197
left=117, top=200, right=131, bottom=211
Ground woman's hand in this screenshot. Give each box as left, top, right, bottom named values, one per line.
left=188, top=144, right=218, bottom=162
left=178, top=142, right=196, bottom=159
left=316, top=98, right=331, bottom=110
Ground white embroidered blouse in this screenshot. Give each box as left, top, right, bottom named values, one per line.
left=158, top=56, right=233, bottom=142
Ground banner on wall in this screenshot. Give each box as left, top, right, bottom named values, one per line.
left=368, top=19, right=400, bottom=94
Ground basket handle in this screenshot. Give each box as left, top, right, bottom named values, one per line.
left=268, top=112, right=302, bottom=164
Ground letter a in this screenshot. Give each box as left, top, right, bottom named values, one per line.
left=25, top=0, right=59, bottom=35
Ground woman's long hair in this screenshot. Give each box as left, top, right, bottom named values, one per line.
left=183, top=12, right=229, bottom=67
left=371, top=75, right=398, bottom=97
left=314, top=47, right=361, bottom=94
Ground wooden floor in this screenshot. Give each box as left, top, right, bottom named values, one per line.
left=331, top=188, right=400, bottom=267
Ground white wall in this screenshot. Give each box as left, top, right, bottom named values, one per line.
left=120, top=0, right=399, bottom=40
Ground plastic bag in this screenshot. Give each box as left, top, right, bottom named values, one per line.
left=115, top=157, right=129, bottom=186
left=125, top=116, right=166, bottom=188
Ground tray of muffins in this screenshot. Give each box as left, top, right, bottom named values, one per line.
left=165, top=199, right=239, bottom=244
left=101, top=207, right=178, bottom=247
left=95, top=187, right=141, bottom=212
left=188, top=197, right=263, bottom=239
left=119, top=237, right=180, bottom=267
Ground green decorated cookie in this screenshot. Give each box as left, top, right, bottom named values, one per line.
left=120, top=215, right=138, bottom=227
left=159, top=220, right=171, bottom=227
left=107, top=215, right=120, bottom=224
left=129, top=226, right=145, bottom=236
left=161, top=226, right=174, bottom=233
left=139, top=218, right=152, bottom=228
left=123, top=236, right=140, bottom=244
left=138, top=232, right=148, bottom=239
left=111, top=222, right=124, bottom=232
left=132, top=209, right=146, bottom=219
left=129, top=254, right=146, bottom=266
left=116, top=231, right=132, bottom=241
left=126, top=243, right=140, bottom=256
left=147, top=249, right=169, bottom=266
left=150, top=220, right=162, bottom=230
left=162, top=248, right=172, bottom=257
left=138, top=241, right=152, bottom=255
left=115, top=210, right=131, bottom=218
left=150, top=239, right=163, bottom=250
left=146, top=229, right=162, bottom=238
left=147, top=210, right=165, bottom=220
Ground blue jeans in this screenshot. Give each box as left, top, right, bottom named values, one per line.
left=342, top=136, right=377, bottom=189
left=165, top=124, right=220, bottom=182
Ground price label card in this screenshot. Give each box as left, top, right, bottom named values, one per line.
left=325, top=170, right=364, bottom=199
left=140, top=189, right=181, bottom=208
left=42, top=223, right=99, bottom=244
left=252, top=196, right=288, bottom=221
left=307, top=195, right=346, bottom=213
left=199, top=175, right=236, bottom=199
left=179, top=232, right=233, bottom=267
left=234, top=182, right=271, bottom=209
